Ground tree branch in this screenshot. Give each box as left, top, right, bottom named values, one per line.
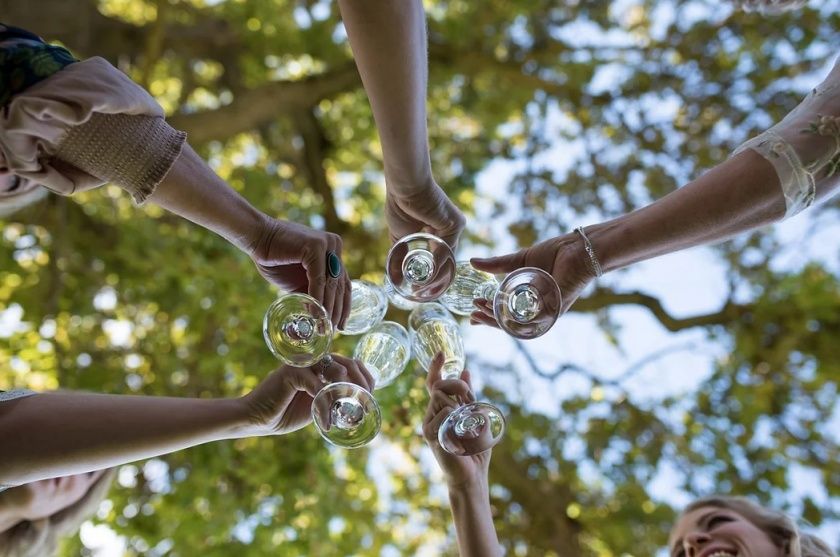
left=571, top=287, right=747, bottom=332
left=168, top=63, right=361, bottom=144
left=292, top=109, right=345, bottom=233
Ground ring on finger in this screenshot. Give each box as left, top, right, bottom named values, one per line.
left=326, top=251, right=342, bottom=279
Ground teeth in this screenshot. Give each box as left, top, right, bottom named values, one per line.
left=708, top=553, right=736, bottom=557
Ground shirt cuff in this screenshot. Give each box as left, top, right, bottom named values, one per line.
left=54, top=113, right=187, bottom=204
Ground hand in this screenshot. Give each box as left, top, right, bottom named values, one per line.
left=469, top=231, right=595, bottom=328
left=422, top=353, right=489, bottom=490
left=241, top=354, right=376, bottom=436
left=385, top=180, right=466, bottom=250
left=248, top=217, right=352, bottom=329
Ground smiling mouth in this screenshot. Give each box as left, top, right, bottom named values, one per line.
left=706, top=552, right=737, bottom=557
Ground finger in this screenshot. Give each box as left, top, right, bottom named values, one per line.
left=427, top=407, right=453, bottom=440
left=326, top=235, right=347, bottom=328
left=331, top=354, right=370, bottom=390
left=302, top=243, right=328, bottom=310
left=431, top=378, right=473, bottom=401
left=470, top=250, right=526, bottom=274
left=429, top=390, right=460, bottom=416
left=425, top=352, right=445, bottom=394
left=321, top=240, right=341, bottom=327
left=321, top=355, right=349, bottom=384
left=282, top=366, right=324, bottom=399
left=423, top=407, right=454, bottom=442
left=339, top=269, right=352, bottom=330
left=469, top=310, right=500, bottom=329
left=354, top=359, right=376, bottom=392
left=438, top=211, right=465, bottom=252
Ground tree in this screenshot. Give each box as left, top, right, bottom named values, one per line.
left=0, top=0, right=837, bottom=555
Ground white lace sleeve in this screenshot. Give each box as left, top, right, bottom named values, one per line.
left=733, top=57, right=840, bottom=219
left=0, top=389, right=36, bottom=402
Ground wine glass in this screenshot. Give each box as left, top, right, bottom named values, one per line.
left=342, top=279, right=388, bottom=335
left=408, top=303, right=505, bottom=456
left=386, top=233, right=456, bottom=302
left=442, top=262, right=561, bottom=339
left=407, top=303, right=465, bottom=379
left=352, top=321, right=411, bottom=389
left=441, top=261, right=500, bottom=316
left=263, top=293, right=381, bottom=448
left=383, top=273, right=420, bottom=311
left=493, top=267, right=561, bottom=339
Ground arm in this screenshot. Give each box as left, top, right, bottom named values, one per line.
left=146, top=144, right=351, bottom=328
left=422, top=354, right=502, bottom=557
left=0, top=392, right=248, bottom=484
left=447, top=480, right=500, bottom=557
left=337, top=0, right=465, bottom=248
left=470, top=150, right=786, bottom=323
left=337, top=0, right=432, bottom=194
left=472, top=60, right=840, bottom=322
left=0, top=356, right=374, bottom=485
left=587, top=149, right=785, bottom=272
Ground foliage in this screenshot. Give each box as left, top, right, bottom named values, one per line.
left=0, top=0, right=838, bottom=555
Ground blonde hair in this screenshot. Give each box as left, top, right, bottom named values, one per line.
left=682, top=496, right=835, bottom=557
left=0, top=469, right=116, bottom=557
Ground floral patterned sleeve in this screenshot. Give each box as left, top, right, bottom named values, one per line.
left=733, top=57, right=840, bottom=218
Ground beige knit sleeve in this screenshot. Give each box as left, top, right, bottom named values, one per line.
left=54, top=113, right=186, bottom=204
left=0, top=57, right=186, bottom=203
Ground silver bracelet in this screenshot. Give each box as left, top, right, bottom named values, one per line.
left=574, top=226, right=603, bottom=278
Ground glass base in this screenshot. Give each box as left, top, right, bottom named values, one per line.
left=386, top=233, right=456, bottom=302
left=312, top=382, right=381, bottom=449
left=263, top=294, right=333, bottom=366
left=494, top=267, right=561, bottom=339
left=438, top=402, right=505, bottom=456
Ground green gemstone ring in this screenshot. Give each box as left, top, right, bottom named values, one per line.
left=327, top=251, right=342, bottom=278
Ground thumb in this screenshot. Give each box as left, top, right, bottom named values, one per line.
left=471, top=250, right=525, bottom=274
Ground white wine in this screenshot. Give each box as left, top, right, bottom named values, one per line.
left=353, top=332, right=409, bottom=388
left=412, top=319, right=464, bottom=379
left=441, top=261, right=499, bottom=316
left=343, top=280, right=388, bottom=335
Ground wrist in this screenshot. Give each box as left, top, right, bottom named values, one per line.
left=447, top=474, right=490, bottom=497
left=385, top=171, right=436, bottom=199
left=579, top=218, right=627, bottom=274
left=219, top=397, right=259, bottom=440
left=245, top=215, right=281, bottom=262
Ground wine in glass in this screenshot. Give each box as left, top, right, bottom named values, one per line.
left=386, top=233, right=456, bottom=302
left=408, top=303, right=505, bottom=456
left=342, top=279, right=388, bottom=335
left=442, top=262, right=561, bottom=339
left=263, top=293, right=381, bottom=448
left=441, top=261, right=500, bottom=316
left=352, top=321, right=411, bottom=389
left=407, top=303, right=465, bottom=380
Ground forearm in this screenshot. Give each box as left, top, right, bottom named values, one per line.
left=587, top=149, right=786, bottom=272
left=338, top=0, right=434, bottom=192
left=447, top=481, right=502, bottom=557
left=0, top=392, right=249, bottom=485
left=147, top=144, right=268, bottom=255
